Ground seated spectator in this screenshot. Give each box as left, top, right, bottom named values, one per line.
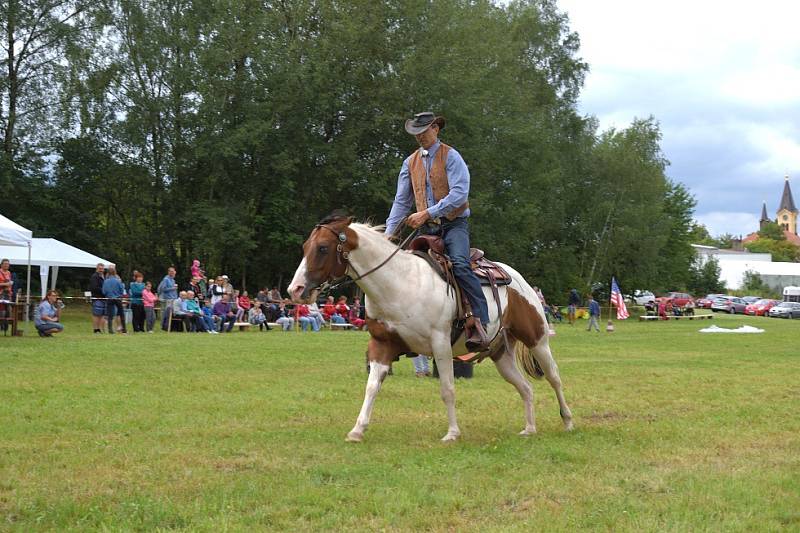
left=213, top=293, right=237, bottom=333
left=321, top=295, right=337, bottom=320
left=684, top=300, right=695, bottom=316
left=551, top=305, right=563, bottom=323
left=237, top=290, right=252, bottom=321
left=275, top=300, right=295, bottom=331
left=202, top=300, right=219, bottom=332
left=345, top=298, right=367, bottom=329
left=35, top=290, right=64, bottom=337
left=182, top=292, right=216, bottom=333
left=296, top=304, right=320, bottom=332
left=644, top=300, right=656, bottom=316
left=172, top=291, right=193, bottom=332
left=307, top=301, right=325, bottom=330
left=249, top=305, right=270, bottom=331
left=269, top=286, right=282, bottom=303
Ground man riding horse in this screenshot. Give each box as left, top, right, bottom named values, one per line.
left=385, top=111, right=490, bottom=352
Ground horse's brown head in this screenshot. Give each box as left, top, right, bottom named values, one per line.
left=288, top=213, right=359, bottom=303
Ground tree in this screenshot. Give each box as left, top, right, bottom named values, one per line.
left=744, top=238, right=800, bottom=262
left=688, top=256, right=725, bottom=296
left=758, top=221, right=786, bottom=241
left=741, top=270, right=773, bottom=297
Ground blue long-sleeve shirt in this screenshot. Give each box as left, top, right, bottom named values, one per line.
left=589, top=300, right=601, bottom=317
left=157, top=275, right=177, bottom=300
left=102, top=276, right=126, bottom=299
left=385, top=140, right=471, bottom=236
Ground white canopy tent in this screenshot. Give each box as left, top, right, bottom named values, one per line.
left=0, top=213, right=32, bottom=246
left=0, top=214, right=33, bottom=321
left=0, top=238, right=111, bottom=297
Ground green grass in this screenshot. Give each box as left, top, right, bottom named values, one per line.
left=1, top=308, right=799, bottom=531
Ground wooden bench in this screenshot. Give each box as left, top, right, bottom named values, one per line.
left=234, top=322, right=251, bottom=331
left=330, top=322, right=355, bottom=330
left=639, top=315, right=713, bottom=321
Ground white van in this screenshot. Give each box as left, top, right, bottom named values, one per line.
left=784, top=286, right=800, bottom=303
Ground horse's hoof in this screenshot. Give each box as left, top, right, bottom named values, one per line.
left=564, top=420, right=575, bottom=432
left=441, top=433, right=460, bottom=443
left=519, top=428, right=537, bottom=436
left=345, top=431, right=363, bottom=443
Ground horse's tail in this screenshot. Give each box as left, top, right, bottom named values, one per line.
left=515, top=340, right=544, bottom=380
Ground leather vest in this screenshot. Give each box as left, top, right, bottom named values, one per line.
left=407, top=143, right=469, bottom=220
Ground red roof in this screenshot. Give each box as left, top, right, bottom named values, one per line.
left=744, top=230, right=800, bottom=246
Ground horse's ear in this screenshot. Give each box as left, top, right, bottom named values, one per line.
left=347, top=216, right=355, bottom=225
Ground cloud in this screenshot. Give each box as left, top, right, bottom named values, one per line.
left=558, top=0, right=800, bottom=237
left=695, top=211, right=759, bottom=238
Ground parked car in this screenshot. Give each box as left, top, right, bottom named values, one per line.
left=745, top=299, right=780, bottom=316
left=697, top=294, right=725, bottom=308
left=711, top=296, right=747, bottom=314
left=768, top=301, right=800, bottom=319
left=656, top=292, right=694, bottom=307
left=626, top=290, right=655, bottom=306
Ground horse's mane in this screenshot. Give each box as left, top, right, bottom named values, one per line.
left=316, top=212, right=386, bottom=233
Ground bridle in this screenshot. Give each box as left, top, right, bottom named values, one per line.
left=312, top=222, right=418, bottom=293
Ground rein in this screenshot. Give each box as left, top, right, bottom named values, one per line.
left=315, top=223, right=419, bottom=294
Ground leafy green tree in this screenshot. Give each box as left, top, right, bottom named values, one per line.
left=758, top=221, right=785, bottom=241
left=688, top=256, right=725, bottom=296
left=745, top=238, right=800, bottom=262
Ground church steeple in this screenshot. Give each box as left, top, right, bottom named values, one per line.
left=777, top=175, right=798, bottom=234
left=759, top=201, right=770, bottom=231
left=779, top=175, right=797, bottom=213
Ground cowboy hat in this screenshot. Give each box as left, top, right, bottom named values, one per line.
left=404, top=111, right=446, bottom=135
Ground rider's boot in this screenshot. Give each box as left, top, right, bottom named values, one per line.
left=465, top=320, right=490, bottom=352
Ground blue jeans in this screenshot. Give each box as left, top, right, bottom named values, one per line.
left=299, top=316, right=319, bottom=331
left=422, top=217, right=489, bottom=325
left=106, top=298, right=126, bottom=333
left=412, top=355, right=429, bottom=374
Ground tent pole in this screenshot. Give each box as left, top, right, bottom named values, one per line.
left=25, top=242, right=31, bottom=323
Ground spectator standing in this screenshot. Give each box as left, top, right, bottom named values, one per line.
left=587, top=294, right=600, bottom=332
left=0, top=259, right=13, bottom=333
left=567, top=289, right=580, bottom=325
left=142, top=281, right=157, bottom=333
left=186, top=276, right=205, bottom=307
left=89, top=262, right=106, bottom=334
left=157, top=267, right=178, bottom=331
left=209, top=276, right=224, bottom=305
left=412, top=355, right=430, bottom=377
left=222, top=275, right=234, bottom=299
left=102, top=266, right=127, bottom=334
left=213, top=294, right=237, bottom=333
left=129, top=271, right=146, bottom=333
left=35, top=290, right=64, bottom=336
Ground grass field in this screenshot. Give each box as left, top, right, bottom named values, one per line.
left=1, top=308, right=799, bottom=531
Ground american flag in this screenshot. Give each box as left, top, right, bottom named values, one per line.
left=610, top=277, right=629, bottom=320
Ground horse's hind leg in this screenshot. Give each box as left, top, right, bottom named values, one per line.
left=532, top=343, right=574, bottom=431
left=493, top=340, right=537, bottom=435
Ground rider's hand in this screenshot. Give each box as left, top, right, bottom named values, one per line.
left=406, top=210, right=431, bottom=229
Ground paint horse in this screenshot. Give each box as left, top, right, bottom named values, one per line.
left=288, top=215, right=573, bottom=442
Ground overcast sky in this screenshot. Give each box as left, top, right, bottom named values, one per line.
left=556, top=0, right=800, bottom=237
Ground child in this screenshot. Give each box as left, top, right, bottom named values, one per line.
left=237, top=290, right=252, bottom=321
left=142, top=280, right=157, bottom=333
left=249, top=305, right=269, bottom=331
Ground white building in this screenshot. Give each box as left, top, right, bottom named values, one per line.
left=693, top=244, right=800, bottom=291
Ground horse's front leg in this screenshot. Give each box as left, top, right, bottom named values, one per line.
left=347, top=341, right=392, bottom=442
left=432, top=337, right=460, bottom=442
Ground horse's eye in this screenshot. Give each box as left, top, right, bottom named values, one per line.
left=318, top=245, right=329, bottom=254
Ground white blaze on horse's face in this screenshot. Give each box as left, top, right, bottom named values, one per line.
left=288, top=257, right=308, bottom=303
left=288, top=216, right=358, bottom=303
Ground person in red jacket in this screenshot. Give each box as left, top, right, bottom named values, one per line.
left=237, top=290, right=252, bottom=321
left=321, top=295, right=337, bottom=320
